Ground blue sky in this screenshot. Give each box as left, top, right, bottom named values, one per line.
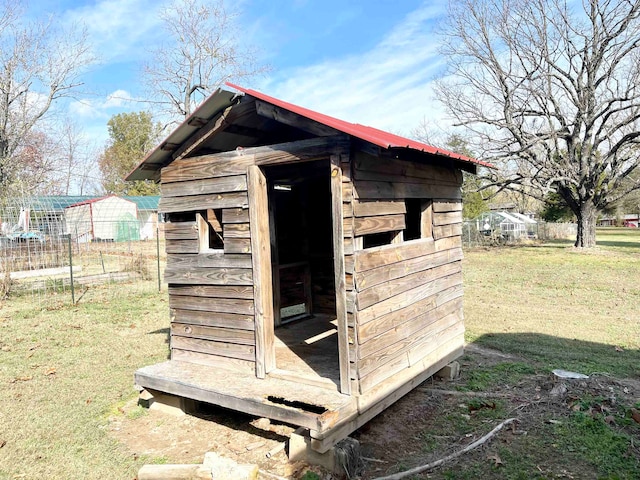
left=30, top=0, right=450, bottom=147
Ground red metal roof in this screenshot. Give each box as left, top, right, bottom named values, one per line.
left=226, top=82, right=493, bottom=169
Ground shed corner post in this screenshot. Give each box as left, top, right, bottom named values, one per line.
left=248, top=164, right=275, bottom=379
left=330, top=153, right=352, bottom=395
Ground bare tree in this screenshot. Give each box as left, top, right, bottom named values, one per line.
left=143, top=0, right=266, bottom=120
left=436, top=0, right=640, bottom=247
left=0, top=1, right=95, bottom=196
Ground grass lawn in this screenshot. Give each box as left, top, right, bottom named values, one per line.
left=0, top=228, right=638, bottom=479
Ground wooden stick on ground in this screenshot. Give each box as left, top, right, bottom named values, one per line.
left=370, top=418, right=517, bottom=480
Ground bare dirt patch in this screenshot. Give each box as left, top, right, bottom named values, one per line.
left=108, top=346, right=640, bottom=479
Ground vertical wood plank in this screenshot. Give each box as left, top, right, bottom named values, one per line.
left=331, top=154, right=352, bottom=395
left=248, top=165, right=275, bottom=378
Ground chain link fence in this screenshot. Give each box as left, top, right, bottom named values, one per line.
left=0, top=196, right=165, bottom=306
left=462, top=220, right=578, bottom=248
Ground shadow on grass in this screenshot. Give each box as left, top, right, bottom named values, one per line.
left=595, top=240, right=640, bottom=249
left=472, top=332, right=640, bottom=379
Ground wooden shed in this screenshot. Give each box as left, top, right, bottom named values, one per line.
left=127, top=83, right=489, bottom=452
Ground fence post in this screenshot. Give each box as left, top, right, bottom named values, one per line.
left=156, top=226, right=161, bottom=292
left=67, top=234, right=75, bottom=304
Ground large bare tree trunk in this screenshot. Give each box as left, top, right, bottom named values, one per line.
left=574, top=202, right=598, bottom=248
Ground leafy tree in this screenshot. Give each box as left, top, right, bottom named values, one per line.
left=98, top=112, right=162, bottom=195
left=143, top=0, right=267, bottom=120
left=0, top=1, right=94, bottom=196
left=445, top=134, right=491, bottom=219
left=437, top=0, right=640, bottom=247
left=540, top=193, right=574, bottom=222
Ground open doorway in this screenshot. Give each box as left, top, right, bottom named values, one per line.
left=263, top=160, right=340, bottom=388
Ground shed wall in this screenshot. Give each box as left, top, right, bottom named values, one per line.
left=348, top=151, right=465, bottom=393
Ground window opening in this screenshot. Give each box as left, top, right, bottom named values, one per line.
left=363, top=231, right=395, bottom=249
left=404, top=199, right=433, bottom=240
left=197, top=209, right=223, bottom=251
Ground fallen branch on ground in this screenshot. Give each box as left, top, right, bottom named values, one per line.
left=370, top=418, right=517, bottom=480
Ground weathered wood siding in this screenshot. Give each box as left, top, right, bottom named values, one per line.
left=160, top=135, right=350, bottom=376
left=349, top=151, right=465, bottom=393
left=161, top=153, right=256, bottom=374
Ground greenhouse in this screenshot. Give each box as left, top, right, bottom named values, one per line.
left=470, top=211, right=537, bottom=242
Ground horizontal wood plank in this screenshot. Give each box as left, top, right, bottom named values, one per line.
left=164, top=222, right=198, bottom=240
left=171, top=349, right=255, bottom=373
left=166, top=253, right=252, bottom=269
left=353, top=214, right=406, bottom=236
left=165, top=238, right=199, bottom=254
left=356, top=272, right=463, bottom=323
left=169, top=294, right=255, bottom=315
left=433, top=223, right=463, bottom=239
left=433, top=211, right=463, bottom=227
left=356, top=261, right=462, bottom=310
left=354, top=236, right=461, bottom=272
left=358, top=284, right=463, bottom=343
left=159, top=191, right=248, bottom=213
left=162, top=153, right=255, bottom=183
left=355, top=247, right=463, bottom=292
left=222, top=207, right=250, bottom=224
left=162, top=175, right=247, bottom=197
left=433, top=200, right=462, bottom=213
left=169, top=284, right=254, bottom=299
left=170, top=308, right=255, bottom=330
left=224, top=237, right=251, bottom=254
left=354, top=152, right=463, bottom=185
left=353, top=180, right=462, bottom=201
left=171, top=336, right=255, bottom=361
left=171, top=323, right=255, bottom=346
left=164, top=266, right=253, bottom=285
left=223, top=223, right=251, bottom=238
left=353, top=200, right=406, bottom=217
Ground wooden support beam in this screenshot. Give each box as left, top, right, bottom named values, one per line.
left=248, top=165, right=275, bottom=378
left=255, top=99, right=341, bottom=137
left=330, top=154, right=351, bottom=395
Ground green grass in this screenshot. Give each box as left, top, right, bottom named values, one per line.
left=464, top=228, right=640, bottom=377
left=0, top=283, right=168, bottom=479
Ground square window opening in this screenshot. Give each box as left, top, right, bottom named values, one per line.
left=362, top=231, right=395, bottom=249
left=197, top=209, right=223, bottom=251
left=404, top=199, right=433, bottom=240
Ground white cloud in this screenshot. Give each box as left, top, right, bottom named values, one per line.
left=62, top=0, right=166, bottom=62
left=258, top=2, right=453, bottom=138
left=68, top=89, right=137, bottom=120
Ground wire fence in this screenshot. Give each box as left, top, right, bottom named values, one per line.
left=461, top=220, right=578, bottom=248
left=0, top=197, right=165, bottom=307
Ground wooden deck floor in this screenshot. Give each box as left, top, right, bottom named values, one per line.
left=135, top=359, right=355, bottom=436
left=273, top=314, right=341, bottom=389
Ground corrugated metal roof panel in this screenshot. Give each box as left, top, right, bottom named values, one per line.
left=226, top=83, right=494, bottom=169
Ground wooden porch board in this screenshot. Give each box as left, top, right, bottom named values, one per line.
left=135, top=360, right=354, bottom=434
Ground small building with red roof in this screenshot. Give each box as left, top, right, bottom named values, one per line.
left=64, top=195, right=139, bottom=243
left=127, top=84, right=488, bottom=453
